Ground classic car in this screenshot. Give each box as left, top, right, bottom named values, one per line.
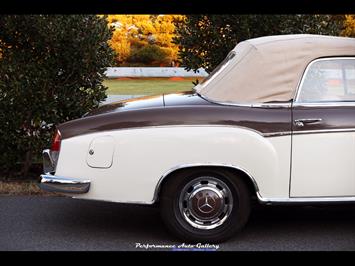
left=40, top=34, right=355, bottom=243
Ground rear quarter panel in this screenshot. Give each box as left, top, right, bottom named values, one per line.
left=54, top=126, right=291, bottom=203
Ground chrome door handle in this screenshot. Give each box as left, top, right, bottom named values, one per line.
left=294, top=118, right=322, bottom=127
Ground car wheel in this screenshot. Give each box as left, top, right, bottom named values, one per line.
left=160, top=168, right=251, bottom=243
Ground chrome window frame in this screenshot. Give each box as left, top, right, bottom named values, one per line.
left=293, top=57, right=355, bottom=107
left=197, top=93, right=292, bottom=109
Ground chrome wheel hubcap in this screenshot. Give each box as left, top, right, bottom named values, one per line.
left=179, top=176, right=233, bottom=230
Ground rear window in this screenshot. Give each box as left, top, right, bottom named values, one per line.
left=199, top=51, right=236, bottom=87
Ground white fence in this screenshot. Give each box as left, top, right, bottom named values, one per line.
left=105, top=67, right=208, bottom=78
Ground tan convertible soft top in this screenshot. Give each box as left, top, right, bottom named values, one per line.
left=195, top=34, right=355, bottom=104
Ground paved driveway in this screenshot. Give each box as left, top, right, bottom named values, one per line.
left=1, top=196, right=355, bottom=251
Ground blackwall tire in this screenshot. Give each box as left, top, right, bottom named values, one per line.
left=160, top=168, right=251, bottom=243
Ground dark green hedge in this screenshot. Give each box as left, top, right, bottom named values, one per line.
left=0, top=15, right=115, bottom=178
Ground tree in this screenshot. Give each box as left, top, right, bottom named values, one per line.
left=174, top=15, right=344, bottom=72
left=128, top=44, right=168, bottom=65
left=0, top=15, right=114, bottom=178
left=342, top=15, right=355, bottom=37
left=107, top=15, right=184, bottom=66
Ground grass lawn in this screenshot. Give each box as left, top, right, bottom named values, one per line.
left=104, top=77, right=203, bottom=95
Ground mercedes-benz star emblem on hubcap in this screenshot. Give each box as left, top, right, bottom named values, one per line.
left=197, top=193, right=216, bottom=213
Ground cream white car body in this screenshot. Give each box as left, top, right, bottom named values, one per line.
left=55, top=126, right=291, bottom=203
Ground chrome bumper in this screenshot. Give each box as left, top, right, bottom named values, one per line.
left=40, top=149, right=90, bottom=194
left=40, top=174, right=91, bottom=194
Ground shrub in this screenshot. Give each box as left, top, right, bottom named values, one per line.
left=0, top=15, right=115, bottom=178
left=128, top=44, right=168, bottom=65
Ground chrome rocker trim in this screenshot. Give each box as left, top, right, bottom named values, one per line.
left=40, top=174, right=91, bottom=194
left=257, top=192, right=355, bottom=205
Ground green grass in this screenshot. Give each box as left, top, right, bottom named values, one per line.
left=104, top=78, right=201, bottom=95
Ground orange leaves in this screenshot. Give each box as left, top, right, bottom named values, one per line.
left=107, top=15, right=185, bottom=66
left=342, top=15, right=355, bottom=37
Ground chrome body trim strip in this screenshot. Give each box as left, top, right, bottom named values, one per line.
left=197, top=93, right=292, bottom=108
left=293, top=128, right=355, bottom=135
left=293, top=102, right=355, bottom=108
left=263, top=131, right=292, bottom=137
left=39, top=174, right=91, bottom=194
left=257, top=192, right=355, bottom=205
left=152, top=163, right=260, bottom=203
left=265, top=128, right=355, bottom=137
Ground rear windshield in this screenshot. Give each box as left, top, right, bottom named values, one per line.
left=199, top=51, right=236, bottom=87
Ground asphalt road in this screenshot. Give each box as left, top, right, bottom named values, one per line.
left=1, top=195, right=355, bottom=251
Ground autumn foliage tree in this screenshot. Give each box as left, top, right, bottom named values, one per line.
left=107, top=15, right=184, bottom=66
left=342, top=15, right=355, bottom=37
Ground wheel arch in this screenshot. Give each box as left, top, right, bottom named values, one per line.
left=153, top=164, right=259, bottom=203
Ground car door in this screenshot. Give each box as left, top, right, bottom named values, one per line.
left=291, top=57, right=355, bottom=197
